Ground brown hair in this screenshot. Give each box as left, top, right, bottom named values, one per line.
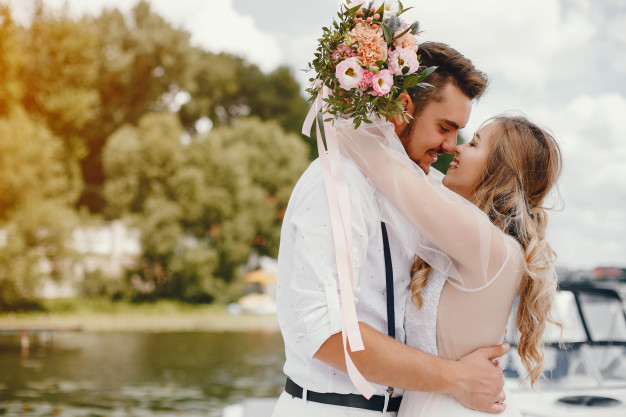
left=407, top=41, right=488, bottom=118
left=411, top=115, right=563, bottom=387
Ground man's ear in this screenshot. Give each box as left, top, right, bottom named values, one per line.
left=392, top=93, right=414, bottom=134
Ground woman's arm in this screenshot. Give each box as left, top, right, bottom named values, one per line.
left=337, top=122, right=507, bottom=289
left=315, top=322, right=510, bottom=414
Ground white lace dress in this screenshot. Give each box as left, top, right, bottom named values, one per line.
left=399, top=269, right=523, bottom=417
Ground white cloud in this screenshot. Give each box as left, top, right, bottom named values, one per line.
left=9, top=0, right=283, bottom=72
left=535, top=93, right=626, bottom=268
left=407, top=0, right=597, bottom=95
left=149, top=0, right=283, bottom=72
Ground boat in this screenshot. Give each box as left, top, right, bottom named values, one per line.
left=505, top=282, right=626, bottom=416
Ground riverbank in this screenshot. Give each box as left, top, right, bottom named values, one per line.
left=0, top=299, right=280, bottom=333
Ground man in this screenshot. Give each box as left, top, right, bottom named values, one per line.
left=272, top=42, right=508, bottom=416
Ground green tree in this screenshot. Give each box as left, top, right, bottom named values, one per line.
left=80, top=1, right=196, bottom=211
left=18, top=3, right=100, bottom=203
left=179, top=54, right=310, bottom=136
left=0, top=110, right=78, bottom=310
left=0, top=7, right=24, bottom=116
left=102, top=114, right=308, bottom=301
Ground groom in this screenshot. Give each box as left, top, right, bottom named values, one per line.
left=272, top=42, right=508, bottom=416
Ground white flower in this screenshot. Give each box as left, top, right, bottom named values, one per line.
left=335, top=57, right=365, bottom=90
left=388, top=48, right=419, bottom=75
left=372, top=0, right=401, bottom=18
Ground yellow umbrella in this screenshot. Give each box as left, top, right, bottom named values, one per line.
left=243, top=269, right=277, bottom=285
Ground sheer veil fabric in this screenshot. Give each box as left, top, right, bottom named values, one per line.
left=334, top=118, right=514, bottom=292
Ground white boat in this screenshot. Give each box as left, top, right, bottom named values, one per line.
left=505, top=282, right=626, bottom=416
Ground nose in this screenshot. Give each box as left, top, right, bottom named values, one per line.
left=442, top=132, right=457, bottom=154
left=453, top=142, right=466, bottom=155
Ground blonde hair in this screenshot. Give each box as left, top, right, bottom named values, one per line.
left=411, top=115, right=562, bottom=386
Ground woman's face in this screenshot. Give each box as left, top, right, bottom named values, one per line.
left=442, top=122, right=496, bottom=199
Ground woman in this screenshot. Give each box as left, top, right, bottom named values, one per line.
left=337, top=114, right=562, bottom=416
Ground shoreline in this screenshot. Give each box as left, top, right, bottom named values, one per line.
left=0, top=305, right=280, bottom=333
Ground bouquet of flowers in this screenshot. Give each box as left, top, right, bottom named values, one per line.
left=306, top=0, right=436, bottom=128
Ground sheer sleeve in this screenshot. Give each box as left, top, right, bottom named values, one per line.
left=335, top=118, right=509, bottom=290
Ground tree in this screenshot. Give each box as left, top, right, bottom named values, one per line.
left=18, top=3, right=100, bottom=203
left=0, top=110, right=78, bottom=310
left=79, top=1, right=196, bottom=211
left=179, top=54, right=310, bottom=136
left=0, top=6, right=23, bottom=116
left=102, top=114, right=308, bottom=301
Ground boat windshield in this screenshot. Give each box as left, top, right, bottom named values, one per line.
left=504, top=289, right=626, bottom=390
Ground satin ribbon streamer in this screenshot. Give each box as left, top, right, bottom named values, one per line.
left=301, top=87, right=376, bottom=399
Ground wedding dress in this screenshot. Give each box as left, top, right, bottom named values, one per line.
left=335, top=119, right=533, bottom=416
left=400, top=268, right=523, bottom=416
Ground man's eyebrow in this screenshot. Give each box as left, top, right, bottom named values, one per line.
left=441, top=119, right=461, bottom=130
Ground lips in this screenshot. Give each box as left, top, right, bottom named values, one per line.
left=427, top=150, right=439, bottom=162
left=449, top=158, right=459, bottom=169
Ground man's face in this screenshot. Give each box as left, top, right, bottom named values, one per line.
left=399, top=83, right=472, bottom=174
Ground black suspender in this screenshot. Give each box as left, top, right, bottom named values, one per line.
left=282, top=222, right=402, bottom=410
left=381, top=222, right=395, bottom=339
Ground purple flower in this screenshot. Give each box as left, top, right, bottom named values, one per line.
left=335, top=57, right=364, bottom=90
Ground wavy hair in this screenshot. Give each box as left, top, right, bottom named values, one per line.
left=410, top=115, right=562, bottom=386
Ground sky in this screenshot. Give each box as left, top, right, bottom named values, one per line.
left=5, top=0, right=626, bottom=270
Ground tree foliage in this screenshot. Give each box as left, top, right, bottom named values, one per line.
left=102, top=114, right=308, bottom=301
left=0, top=1, right=313, bottom=307
left=0, top=110, right=78, bottom=309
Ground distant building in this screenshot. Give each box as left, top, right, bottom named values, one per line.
left=38, top=220, right=141, bottom=298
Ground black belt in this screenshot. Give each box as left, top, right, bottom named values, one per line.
left=285, top=378, right=402, bottom=412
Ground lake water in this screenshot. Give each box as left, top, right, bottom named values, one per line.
left=0, top=331, right=286, bottom=417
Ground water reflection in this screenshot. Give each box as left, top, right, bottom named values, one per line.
left=0, top=331, right=286, bottom=416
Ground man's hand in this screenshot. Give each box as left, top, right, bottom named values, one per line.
left=443, top=343, right=510, bottom=414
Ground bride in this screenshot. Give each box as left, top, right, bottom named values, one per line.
left=337, top=113, right=562, bottom=416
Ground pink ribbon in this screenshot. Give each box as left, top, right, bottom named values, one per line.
left=302, top=87, right=376, bottom=399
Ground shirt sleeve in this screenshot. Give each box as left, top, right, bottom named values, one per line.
left=277, top=158, right=374, bottom=359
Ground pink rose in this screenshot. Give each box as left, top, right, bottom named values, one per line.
left=335, top=57, right=364, bottom=90
left=332, top=44, right=356, bottom=63
left=371, top=69, right=393, bottom=96
left=388, top=47, right=419, bottom=75
left=359, top=70, right=375, bottom=90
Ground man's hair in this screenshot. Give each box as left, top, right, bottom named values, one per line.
left=408, top=42, right=488, bottom=117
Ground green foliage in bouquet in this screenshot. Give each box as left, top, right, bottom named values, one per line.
left=306, top=1, right=436, bottom=128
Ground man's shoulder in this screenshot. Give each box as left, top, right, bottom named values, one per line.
left=298, top=156, right=372, bottom=188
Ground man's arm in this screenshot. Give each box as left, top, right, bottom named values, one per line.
left=315, top=322, right=509, bottom=414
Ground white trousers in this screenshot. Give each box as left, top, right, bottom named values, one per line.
left=270, top=391, right=398, bottom=417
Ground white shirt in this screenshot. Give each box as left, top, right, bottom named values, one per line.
left=276, top=156, right=415, bottom=396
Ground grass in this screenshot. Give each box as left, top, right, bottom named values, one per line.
left=0, top=298, right=279, bottom=333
